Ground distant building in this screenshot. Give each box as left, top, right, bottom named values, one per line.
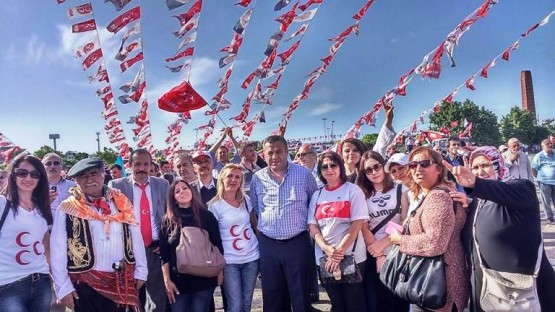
left=521, top=70, right=537, bottom=124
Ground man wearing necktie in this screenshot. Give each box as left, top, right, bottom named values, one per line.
left=109, top=149, right=170, bottom=312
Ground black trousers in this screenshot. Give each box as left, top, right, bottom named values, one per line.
left=74, top=283, right=128, bottom=312
left=321, top=261, right=367, bottom=312
left=364, top=255, right=409, bottom=312
left=139, top=245, right=166, bottom=312
left=258, top=232, right=312, bottom=312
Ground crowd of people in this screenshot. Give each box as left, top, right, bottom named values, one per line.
left=1, top=119, right=555, bottom=312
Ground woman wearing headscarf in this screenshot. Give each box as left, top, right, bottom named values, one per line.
left=445, top=146, right=555, bottom=311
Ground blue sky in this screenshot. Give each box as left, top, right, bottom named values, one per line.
left=1, top=0, right=554, bottom=154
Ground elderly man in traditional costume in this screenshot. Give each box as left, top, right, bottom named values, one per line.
left=50, top=158, right=147, bottom=312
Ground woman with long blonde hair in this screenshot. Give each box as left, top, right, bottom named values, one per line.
left=208, top=164, right=259, bottom=312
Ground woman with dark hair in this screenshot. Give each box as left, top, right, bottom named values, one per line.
left=388, top=147, right=468, bottom=312
left=308, top=151, right=369, bottom=312
left=446, top=146, right=555, bottom=311
left=0, top=154, right=53, bottom=311
left=208, top=164, right=259, bottom=312
left=338, top=138, right=367, bottom=183
left=356, top=151, right=409, bottom=312
left=159, top=179, right=223, bottom=312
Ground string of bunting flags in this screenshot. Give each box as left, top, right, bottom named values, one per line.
left=0, top=133, right=23, bottom=164
left=394, top=8, right=555, bottom=144
left=342, top=0, right=500, bottom=140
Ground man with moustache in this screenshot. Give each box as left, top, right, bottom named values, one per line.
left=109, top=149, right=169, bottom=312
left=191, top=151, right=218, bottom=205
left=250, top=135, right=318, bottom=312
left=502, top=138, right=534, bottom=181
left=50, top=158, right=147, bottom=311
left=42, top=152, right=76, bottom=218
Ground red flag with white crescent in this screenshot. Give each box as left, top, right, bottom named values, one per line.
left=96, top=85, right=111, bottom=97
left=501, top=41, right=519, bottom=61
left=165, top=47, right=194, bottom=62
left=299, top=0, right=322, bottom=11
left=285, top=24, right=308, bottom=42
left=173, top=0, right=202, bottom=26
left=120, top=52, right=143, bottom=72
left=421, top=45, right=444, bottom=79
left=174, top=16, right=199, bottom=38
left=67, top=3, right=93, bottom=20
left=72, top=19, right=97, bottom=33
left=107, top=6, right=141, bottom=34
left=220, top=33, right=243, bottom=54
left=235, top=0, right=252, bottom=7
left=479, top=59, right=496, bottom=78
left=278, top=40, right=300, bottom=65
left=465, top=76, right=476, bottom=91
left=353, top=0, right=375, bottom=20
left=329, top=24, right=357, bottom=42
left=158, top=81, right=207, bottom=113
left=115, top=38, right=142, bottom=61
left=82, top=49, right=103, bottom=70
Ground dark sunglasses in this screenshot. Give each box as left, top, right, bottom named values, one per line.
left=44, top=161, right=61, bottom=167
left=297, top=152, right=314, bottom=157
left=364, top=164, right=383, bottom=175
left=407, top=160, right=434, bottom=170
left=321, top=163, right=338, bottom=171
left=14, top=169, right=41, bottom=179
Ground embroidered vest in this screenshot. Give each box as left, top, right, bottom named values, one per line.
left=65, top=215, right=136, bottom=273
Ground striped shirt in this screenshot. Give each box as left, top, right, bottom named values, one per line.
left=250, top=163, right=318, bottom=240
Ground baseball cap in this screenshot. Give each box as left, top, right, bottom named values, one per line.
left=384, top=153, right=409, bottom=173
left=191, top=150, right=212, bottom=161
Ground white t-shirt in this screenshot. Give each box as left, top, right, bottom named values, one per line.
left=307, top=183, right=369, bottom=264
left=366, top=184, right=406, bottom=241
left=208, top=196, right=259, bottom=264
left=0, top=196, right=50, bottom=285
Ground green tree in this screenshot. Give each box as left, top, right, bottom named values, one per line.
left=361, top=133, right=378, bottom=147
left=499, top=106, right=547, bottom=145
left=33, top=145, right=60, bottom=160
left=94, top=147, right=118, bottom=165
left=429, top=99, right=500, bottom=146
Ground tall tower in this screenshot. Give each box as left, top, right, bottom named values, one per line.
left=520, top=70, right=536, bottom=124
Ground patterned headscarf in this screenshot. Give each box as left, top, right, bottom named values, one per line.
left=469, top=146, right=513, bottom=181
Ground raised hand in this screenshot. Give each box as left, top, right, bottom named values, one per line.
left=442, top=160, right=476, bottom=188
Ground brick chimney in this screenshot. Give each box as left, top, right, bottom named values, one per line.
left=520, top=70, right=536, bottom=124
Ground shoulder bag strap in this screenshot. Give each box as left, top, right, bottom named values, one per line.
left=371, top=184, right=403, bottom=235
left=0, top=200, right=11, bottom=235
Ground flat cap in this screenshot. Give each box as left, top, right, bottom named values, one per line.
left=67, top=157, right=104, bottom=178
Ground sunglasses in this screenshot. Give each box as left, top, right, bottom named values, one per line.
left=44, top=161, right=61, bottom=167
left=471, top=163, right=493, bottom=171
left=407, top=160, right=434, bottom=170
left=390, top=165, right=407, bottom=175
left=14, top=169, right=41, bottom=179
left=321, top=163, right=338, bottom=171
left=296, top=152, right=314, bottom=157
left=364, top=164, right=383, bottom=175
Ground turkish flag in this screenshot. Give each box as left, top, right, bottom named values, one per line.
left=158, top=81, right=207, bottom=113
left=107, top=6, right=141, bottom=34
left=82, top=49, right=103, bottom=70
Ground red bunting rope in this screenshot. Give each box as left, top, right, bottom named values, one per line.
left=343, top=0, right=500, bottom=140
left=395, top=8, right=555, bottom=143
left=0, top=133, right=24, bottom=163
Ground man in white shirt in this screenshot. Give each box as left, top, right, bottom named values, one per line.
left=502, top=138, right=534, bottom=181
left=50, top=158, right=147, bottom=311
left=42, top=153, right=76, bottom=217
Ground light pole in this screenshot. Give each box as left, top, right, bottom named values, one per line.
left=96, top=132, right=101, bottom=152
left=330, top=120, right=335, bottom=140
left=193, top=128, right=199, bottom=147
left=49, top=134, right=60, bottom=151
left=322, top=118, right=327, bottom=140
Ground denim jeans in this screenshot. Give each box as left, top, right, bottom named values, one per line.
left=0, top=273, right=52, bottom=312
left=538, top=182, right=555, bottom=220
left=170, top=287, right=215, bottom=312
left=223, top=260, right=260, bottom=312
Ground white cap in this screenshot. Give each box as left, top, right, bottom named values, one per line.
left=384, top=153, right=409, bottom=173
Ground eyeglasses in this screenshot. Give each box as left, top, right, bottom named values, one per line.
left=364, top=164, right=383, bottom=175
left=14, top=169, right=41, bottom=179
left=407, top=160, right=434, bottom=170
left=296, top=152, right=314, bottom=157
left=321, top=163, right=338, bottom=171
left=471, top=163, right=493, bottom=171
left=44, top=161, right=61, bottom=167
left=390, top=166, right=407, bottom=175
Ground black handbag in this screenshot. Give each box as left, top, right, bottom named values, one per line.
left=379, top=188, right=455, bottom=310
left=318, top=237, right=362, bottom=284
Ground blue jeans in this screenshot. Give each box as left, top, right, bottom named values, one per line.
left=170, top=287, right=215, bottom=312
left=0, top=273, right=52, bottom=312
left=223, top=260, right=259, bottom=312
left=538, top=182, right=555, bottom=220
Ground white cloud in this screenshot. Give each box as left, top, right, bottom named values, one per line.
left=25, top=35, right=46, bottom=64
left=309, top=103, right=342, bottom=116
left=189, top=57, right=220, bottom=86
